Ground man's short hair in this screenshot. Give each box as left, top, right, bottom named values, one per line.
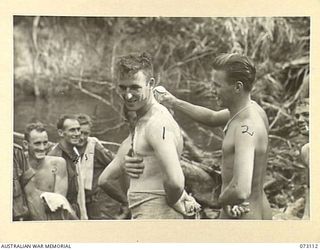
left=76, top=113, right=92, bottom=127
left=295, top=98, right=309, bottom=112
left=116, top=52, right=154, bottom=80
left=24, top=122, right=46, bottom=142
left=56, top=114, right=78, bottom=130
left=213, top=53, right=256, bottom=92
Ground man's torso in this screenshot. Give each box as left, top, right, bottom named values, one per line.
left=30, top=156, right=67, bottom=196
left=129, top=102, right=183, bottom=192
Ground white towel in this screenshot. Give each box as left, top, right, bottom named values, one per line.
left=40, top=192, right=73, bottom=214
left=73, top=147, right=88, bottom=220
left=80, top=137, right=97, bottom=191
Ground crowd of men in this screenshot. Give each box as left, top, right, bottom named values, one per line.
left=13, top=52, right=309, bottom=220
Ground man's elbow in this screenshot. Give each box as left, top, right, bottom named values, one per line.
left=98, top=175, right=107, bottom=187
left=164, top=176, right=184, bottom=194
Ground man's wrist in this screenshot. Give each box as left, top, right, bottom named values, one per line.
left=167, top=189, right=184, bottom=206
left=172, top=97, right=180, bottom=109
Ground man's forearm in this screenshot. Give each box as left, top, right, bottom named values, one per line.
left=173, top=99, right=227, bottom=127
left=174, top=99, right=212, bottom=125
left=24, top=185, right=47, bottom=220
left=163, top=181, right=184, bottom=206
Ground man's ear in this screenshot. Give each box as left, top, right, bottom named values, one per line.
left=148, top=78, right=155, bottom=88
left=234, top=81, right=244, bottom=93
left=58, top=129, right=64, bottom=137
left=22, top=140, right=29, bottom=151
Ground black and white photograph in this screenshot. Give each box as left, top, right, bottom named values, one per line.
left=13, top=16, right=310, bottom=222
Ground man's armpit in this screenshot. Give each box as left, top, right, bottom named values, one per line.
left=20, top=168, right=36, bottom=187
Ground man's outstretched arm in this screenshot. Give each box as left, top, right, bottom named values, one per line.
left=156, top=88, right=230, bottom=127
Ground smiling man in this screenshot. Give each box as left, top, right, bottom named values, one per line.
left=23, top=122, right=77, bottom=220
left=48, top=114, right=82, bottom=218
left=98, top=52, right=200, bottom=219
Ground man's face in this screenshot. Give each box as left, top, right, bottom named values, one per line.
left=26, top=130, right=48, bottom=160
left=295, top=103, right=309, bottom=136
left=211, top=70, right=234, bottom=108
left=59, top=119, right=81, bottom=146
left=78, top=123, right=91, bottom=147
left=118, top=71, right=152, bottom=111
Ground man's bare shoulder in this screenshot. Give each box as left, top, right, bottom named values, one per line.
left=45, top=156, right=66, bottom=169
left=147, top=103, right=179, bottom=129
left=236, top=104, right=268, bottom=134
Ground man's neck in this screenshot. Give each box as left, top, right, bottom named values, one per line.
left=228, top=94, right=251, bottom=117
left=76, top=142, right=88, bottom=155
left=136, top=96, right=156, bottom=119
left=28, top=155, right=44, bottom=170
left=59, top=140, right=75, bottom=153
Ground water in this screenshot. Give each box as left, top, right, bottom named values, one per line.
left=14, top=90, right=222, bottom=152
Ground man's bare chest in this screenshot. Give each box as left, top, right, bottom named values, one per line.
left=133, top=123, right=154, bottom=156
left=33, top=162, right=59, bottom=189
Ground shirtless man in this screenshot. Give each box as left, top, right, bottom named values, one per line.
left=13, top=143, right=46, bottom=221
left=23, top=122, right=77, bottom=220
left=150, top=54, right=272, bottom=219
left=294, top=98, right=309, bottom=219
left=98, top=52, right=200, bottom=219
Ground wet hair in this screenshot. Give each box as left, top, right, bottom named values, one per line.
left=24, top=122, right=46, bottom=142
left=213, top=53, right=256, bottom=91
left=116, top=52, right=154, bottom=80
left=76, top=113, right=93, bottom=127
left=56, top=114, right=79, bottom=130
left=295, top=98, right=309, bottom=113
left=297, top=98, right=309, bottom=107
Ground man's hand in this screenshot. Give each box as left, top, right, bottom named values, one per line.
left=124, top=155, right=144, bottom=178
left=153, top=86, right=177, bottom=109
left=224, top=202, right=250, bottom=218
left=116, top=203, right=131, bottom=220
left=172, top=190, right=201, bottom=217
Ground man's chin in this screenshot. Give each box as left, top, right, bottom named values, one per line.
left=77, top=142, right=86, bottom=148
left=69, top=140, right=80, bottom=146
left=125, top=103, right=139, bottom=111
left=298, top=125, right=309, bottom=135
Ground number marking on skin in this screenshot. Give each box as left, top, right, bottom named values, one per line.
left=241, top=125, right=254, bottom=136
